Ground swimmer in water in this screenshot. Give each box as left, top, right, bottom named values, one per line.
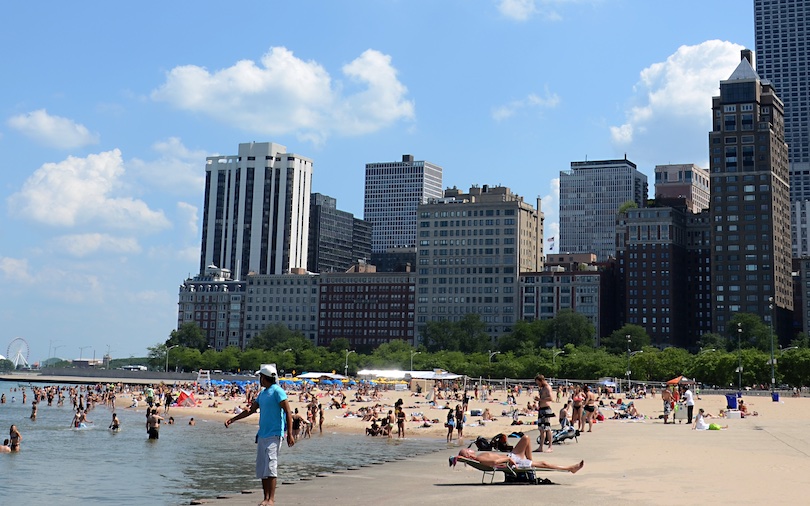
left=109, top=413, right=121, bottom=431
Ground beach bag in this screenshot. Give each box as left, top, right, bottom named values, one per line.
left=472, top=436, right=493, bottom=451
left=491, top=433, right=513, bottom=452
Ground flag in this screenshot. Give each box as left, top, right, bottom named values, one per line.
left=548, top=237, right=555, bottom=251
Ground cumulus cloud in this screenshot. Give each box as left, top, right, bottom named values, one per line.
left=492, top=89, right=561, bottom=121
left=8, top=149, right=170, bottom=231
left=497, top=0, right=584, bottom=21
left=51, top=233, right=142, bottom=257
left=0, top=257, right=34, bottom=283
left=129, top=137, right=206, bottom=194
left=176, top=202, right=198, bottom=237
left=610, top=40, right=743, bottom=163
left=151, top=47, right=414, bottom=143
left=7, top=109, right=99, bottom=149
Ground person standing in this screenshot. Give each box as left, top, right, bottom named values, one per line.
left=225, top=364, right=294, bottom=506
left=683, top=385, right=695, bottom=424
left=661, top=387, right=673, bottom=424
left=9, top=425, right=21, bottom=452
left=534, top=374, right=554, bottom=453
left=146, top=408, right=163, bottom=439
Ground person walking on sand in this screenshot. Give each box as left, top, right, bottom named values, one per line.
left=662, top=387, right=673, bottom=424
left=451, top=435, right=584, bottom=474
left=225, top=364, right=294, bottom=506
left=583, top=385, right=597, bottom=432
left=534, top=374, right=554, bottom=452
left=446, top=409, right=455, bottom=442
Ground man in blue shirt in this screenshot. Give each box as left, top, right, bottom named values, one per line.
left=226, top=364, right=295, bottom=506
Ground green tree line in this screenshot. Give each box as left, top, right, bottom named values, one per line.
left=145, top=315, right=810, bottom=387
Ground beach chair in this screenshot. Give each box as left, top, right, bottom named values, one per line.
left=454, top=457, right=552, bottom=485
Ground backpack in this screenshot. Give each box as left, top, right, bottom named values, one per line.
left=472, top=436, right=493, bottom=451
left=490, top=433, right=513, bottom=452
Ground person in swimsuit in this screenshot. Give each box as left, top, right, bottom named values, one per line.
left=446, top=408, right=455, bottom=442
left=534, top=374, right=554, bottom=452
left=146, top=408, right=163, bottom=439
left=451, top=435, right=584, bottom=473
left=109, top=413, right=121, bottom=431
left=571, top=387, right=584, bottom=432
left=0, top=439, right=11, bottom=453
left=662, top=387, right=673, bottom=424
left=583, top=385, right=597, bottom=432
left=455, top=404, right=465, bottom=441
left=397, top=405, right=406, bottom=438
left=30, top=401, right=38, bottom=421
left=9, top=425, right=21, bottom=452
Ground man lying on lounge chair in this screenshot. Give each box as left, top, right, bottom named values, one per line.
left=450, top=435, right=584, bottom=473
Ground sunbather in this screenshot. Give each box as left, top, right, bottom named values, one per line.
left=451, top=435, right=584, bottom=473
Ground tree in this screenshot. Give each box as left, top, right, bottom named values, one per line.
left=601, top=325, right=650, bottom=355
left=328, top=338, right=351, bottom=354
left=550, top=310, right=595, bottom=347
left=249, top=324, right=304, bottom=350
left=167, top=323, right=207, bottom=352
left=0, top=359, right=14, bottom=371
left=696, top=332, right=726, bottom=351
left=457, top=314, right=490, bottom=354
left=424, top=320, right=459, bottom=352
left=728, top=313, right=769, bottom=351
left=498, top=319, right=547, bottom=354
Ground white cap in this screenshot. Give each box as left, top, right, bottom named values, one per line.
left=256, top=363, right=278, bottom=377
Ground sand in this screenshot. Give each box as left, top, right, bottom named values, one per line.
left=115, top=384, right=810, bottom=505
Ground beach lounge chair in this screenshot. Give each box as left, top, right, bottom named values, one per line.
left=454, top=456, right=552, bottom=485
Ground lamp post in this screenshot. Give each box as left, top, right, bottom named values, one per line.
left=166, top=345, right=179, bottom=373
left=488, top=350, right=501, bottom=363
left=699, top=348, right=716, bottom=355
left=552, top=349, right=565, bottom=365
left=79, top=346, right=90, bottom=360
left=344, top=349, right=355, bottom=377
left=626, top=334, right=631, bottom=388
left=51, top=345, right=65, bottom=367
left=410, top=350, right=421, bottom=371
left=737, top=323, right=743, bottom=392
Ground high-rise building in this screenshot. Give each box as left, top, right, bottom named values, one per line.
left=654, top=164, right=711, bottom=213
left=709, top=50, right=792, bottom=340
left=307, top=193, right=371, bottom=273
left=364, top=154, right=443, bottom=254
left=415, top=185, right=543, bottom=340
left=755, top=1, right=810, bottom=255
left=177, top=266, right=247, bottom=350
left=559, top=158, right=648, bottom=261
left=199, top=142, right=312, bottom=277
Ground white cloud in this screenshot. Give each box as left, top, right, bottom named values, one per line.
left=497, top=0, right=585, bottom=21
left=51, top=234, right=142, bottom=257
left=610, top=40, right=743, bottom=164
left=7, top=109, right=99, bottom=149
left=8, top=149, right=170, bottom=231
left=497, top=0, right=538, bottom=20
left=0, top=257, right=34, bottom=283
left=129, top=137, right=206, bottom=194
left=492, top=89, right=561, bottom=121
left=176, top=202, right=198, bottom=237
left=151, top=47, right=414, bottom=143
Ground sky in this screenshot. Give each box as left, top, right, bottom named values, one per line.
left=0, top=0, right=755, bottom=364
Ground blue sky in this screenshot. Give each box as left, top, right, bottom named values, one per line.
left=0, top=0, right=753, bottom=363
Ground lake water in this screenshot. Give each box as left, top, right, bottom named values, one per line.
left=0, top=381, right=443, bottom=505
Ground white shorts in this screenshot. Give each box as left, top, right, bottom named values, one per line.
left=507, top=453, right=533, bottom=469
left=256, top=436, right=281, bottom=479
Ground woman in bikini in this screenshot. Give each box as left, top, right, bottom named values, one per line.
left=571, top=387, right=584, bottom=432
left=582, top=385, right=597, bottom=432
left=9, top=425, right=21, bottom=452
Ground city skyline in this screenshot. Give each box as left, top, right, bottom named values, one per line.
left=1, top=1, right=753, bottom=361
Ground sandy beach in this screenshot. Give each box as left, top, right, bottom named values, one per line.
left=117, top=383, right=809, bottom=505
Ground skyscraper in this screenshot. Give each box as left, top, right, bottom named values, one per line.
left=755, top=0, right=810, bottom=254
left=307, top=193, right=371, bottom=273
left=559, top=158, right=648, bottom=261
left=199, top=142, right=312, bottom=277
left=364, top=154, right=443, bottom=254
left=709, top=50, right=792, bottom=339
left=415, top=185, right=543, bottom=340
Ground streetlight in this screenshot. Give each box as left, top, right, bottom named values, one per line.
left=626, top=334, right=631, bottom=387
left=768, top=297, right=775, bottom=397
left=166, top=345, right=180, bottom=373
left=488, top=350, right=501, bottom=363
left=79, top=346, right=91, bottom=360
left=699, top=348, right=717, bottom=354
left=344, top=349, right=355, bottom=377
left=51, top=345, right=65, bottom=366
left=552, top=349, right=565, bottom=365
left=410, top=350, right=421, bottom=371
left=737, top=323, right=743, bottom=392
left=780, top=346, right=798, bottom=354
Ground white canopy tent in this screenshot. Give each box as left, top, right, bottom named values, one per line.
left=356, top=369, right=463, bottom=380
left=296, top=372, right=348, bottom=380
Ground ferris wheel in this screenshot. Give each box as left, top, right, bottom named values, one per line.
left=7, top=337, right=30, bottom=368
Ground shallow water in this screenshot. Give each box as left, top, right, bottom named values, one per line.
left=0, top=381, right=442, bottom=505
